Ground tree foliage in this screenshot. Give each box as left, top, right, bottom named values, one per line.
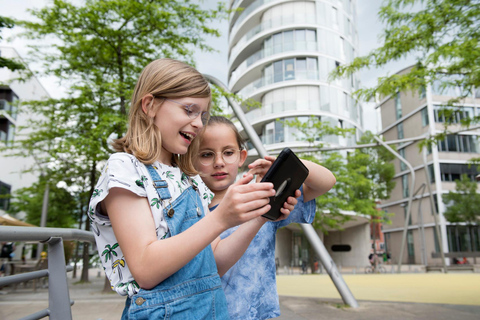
left=332, top=0, right=480, bottom=104
left=8, top=176, right=77, bottom=228
left=7, top=0, right=228, bottom=282
left=442, top=174, right=480, bottom=224
left=0, top=16, right=25, bottom=71
left=286, top=117, right=396, bottom=232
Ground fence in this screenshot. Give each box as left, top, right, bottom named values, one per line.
left=0, top=226, right=95, bottom=320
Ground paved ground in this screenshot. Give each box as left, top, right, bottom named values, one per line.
left=1, top=268, right=480, bottom=319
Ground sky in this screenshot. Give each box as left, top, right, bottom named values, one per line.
left=1, top=0, right=416, bottom=133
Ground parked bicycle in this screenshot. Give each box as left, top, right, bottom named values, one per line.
left=364, top=264, right=387, bottom=274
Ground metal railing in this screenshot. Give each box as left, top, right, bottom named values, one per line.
left=0, top=226, right=95, bottom=320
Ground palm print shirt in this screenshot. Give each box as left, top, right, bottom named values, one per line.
left=88, top=153, right=213, bottom=297
left=214, top=187, right=315, bottom=320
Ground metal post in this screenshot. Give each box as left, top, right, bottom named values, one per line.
left=37, top=181, right=49, bottom=258
left=422, top=148, right=447, bottom=272
left=204, top=74, right=359, bottom=308
left=300, top=224, right=359, bottom=308
left=48, top=237, right=73, bottom=320
left=367, top=135, right=416, bottom=273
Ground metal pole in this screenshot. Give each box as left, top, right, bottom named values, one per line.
left=422, top=148, right=447, bottom=271
left=353, top=130, right=416, bottom=273
left=204, top=74, right=359, bottom=308
left=37, top=181, right=49, bottom=258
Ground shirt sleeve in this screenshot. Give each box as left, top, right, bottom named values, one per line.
left=89, top=153, right=148, bottom=226
left=274, top=185, right=316, bottom=229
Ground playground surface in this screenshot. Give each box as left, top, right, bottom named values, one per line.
left=277, top=273, right=480, bottom=306
left=0, top=269, right=479, bottom=319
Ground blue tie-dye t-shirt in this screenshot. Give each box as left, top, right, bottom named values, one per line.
left=211, top=187, right=315, bottom=320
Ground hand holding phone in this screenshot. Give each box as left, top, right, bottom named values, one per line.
left=259, top=148, right=309, bottom=220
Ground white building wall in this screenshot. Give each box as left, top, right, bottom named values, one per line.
left=229, top=0, right=369, bottom=268
left=323, top=223, right=370, bottom=268
left=0, top=46, right=50, bottom=216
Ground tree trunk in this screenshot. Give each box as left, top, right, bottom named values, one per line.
left=103, top=276, right=112, bottom=293
left=80, top=241, right=90, bottom=282
left=80, top=161, right=98, bottom=283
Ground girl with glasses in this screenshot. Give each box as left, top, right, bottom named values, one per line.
left=194, top=116, right=336, bottom=320
left=88, top=59, right=292, bottom=319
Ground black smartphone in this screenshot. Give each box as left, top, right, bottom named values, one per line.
left=260, top=147, right=309, bottom=220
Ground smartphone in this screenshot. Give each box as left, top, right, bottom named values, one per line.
left=260, top=147, right=309, bottom=220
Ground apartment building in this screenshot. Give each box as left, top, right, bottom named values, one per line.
left=377, top=65, right=480, bottom=266
left=0, top=46, right=50, bottom=217
left=227, top=0, right=370, bottom=269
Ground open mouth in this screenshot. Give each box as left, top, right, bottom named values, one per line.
left=180, top=131, right=195, bottom=142
left=212, top=172, right=227, bottom=177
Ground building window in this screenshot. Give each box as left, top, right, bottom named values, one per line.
left=402, top=174, right=409, bottom=198
left=264, top=29, right=317, bottom=57
left=0, top=181, right=11, bottom=211
left=419, top=86, right=426, bottom=99
left=438, top=135, right=478, bottom=153
left=433, top=106, right=473, bottom=123
left=421, top=107, right=429, bottom=127
left=404, top=205, right=412, bottom=225
left=395, top=92, right=402, bottom=119
left=269, top=58, right=319, bottom=83
left=397, top=123, right=404, bottom=140
left=399, top=148, right=407, bottom=171
left=433, top=228, right=440, bottom=253
left=427, top=164, right=435, bottom=183
left=407, top=230, right=415, bottom=259
left=447, top=225, right=480, bottom=252
left=439, top=163, right=479, bottom=181
left=332, top=7, right=338, bottom=26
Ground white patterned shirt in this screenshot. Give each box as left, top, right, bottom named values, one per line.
left=88, top=153, right=213, bottom=297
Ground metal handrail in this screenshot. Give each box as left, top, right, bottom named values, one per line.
left=0, top=226, right=95, bottom=320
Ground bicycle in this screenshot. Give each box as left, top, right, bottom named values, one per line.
left=364, top=264, right=386, bottom=274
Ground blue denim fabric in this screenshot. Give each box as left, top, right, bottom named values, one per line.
left=122, top=185, right=229, bottom=320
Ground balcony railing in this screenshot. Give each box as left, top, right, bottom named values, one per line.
left=0, top=226, right=95, bottom=320
left=230, top=14, right=317, bottom=60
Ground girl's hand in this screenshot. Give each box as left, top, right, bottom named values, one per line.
left=247, top=156, right=276, bottom=182
left=214, top=174, right=275, bottom=229
left=273, top=189, right=301, bottom=221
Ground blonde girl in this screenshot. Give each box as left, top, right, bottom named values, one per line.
left=88, top=59, right=293, bottom=319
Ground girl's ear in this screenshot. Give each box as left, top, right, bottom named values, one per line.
left=238, top=149, right=248, bottom=167
left=141, top=95, right=155, bottom=117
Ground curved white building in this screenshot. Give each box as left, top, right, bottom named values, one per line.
left=228, top=0, right=371, bottom=270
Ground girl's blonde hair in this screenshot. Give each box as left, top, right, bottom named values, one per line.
left=112, top=58, right=211, bottom=175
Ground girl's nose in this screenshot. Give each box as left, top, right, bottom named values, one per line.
left=213, top=153, right=225, bottom=167
left=192, top=114, right=204, bottom=128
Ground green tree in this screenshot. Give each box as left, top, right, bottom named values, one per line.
left=8, top=176, right=77, bottom=228
left=285, top=118, right=395, bottom=232
left=442, top=174, right=480, bottom=224
left=333, top=0, right=479, bottom=100
left=9, top=0, right=228, bottom=283
left=332, top=0, right=480, bottom=130
left=0, top=16, right=25, bottom=71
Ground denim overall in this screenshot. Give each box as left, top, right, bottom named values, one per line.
left=121, top=165, right=229, bottom=320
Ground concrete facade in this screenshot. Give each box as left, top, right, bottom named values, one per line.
left=227, top=0, right=370, bottom=268
left=377, top=65, right=480, bottom=266
left=0, top=46, right=50, bottom=217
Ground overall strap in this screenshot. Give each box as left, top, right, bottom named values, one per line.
left=146, top=164, right=172, bottom=201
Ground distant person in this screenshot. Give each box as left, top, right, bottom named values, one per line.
left=0, top=241, right=15, bottom=276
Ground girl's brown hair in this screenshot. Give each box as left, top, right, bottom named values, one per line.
left=112, top=58, right=211, bottom=175
left=203, top=116, right=246, bottom=150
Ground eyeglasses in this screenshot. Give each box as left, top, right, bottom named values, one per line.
left=198, top=149, right=241, bottom=166
left=154, top=97, right=209, bottom=125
